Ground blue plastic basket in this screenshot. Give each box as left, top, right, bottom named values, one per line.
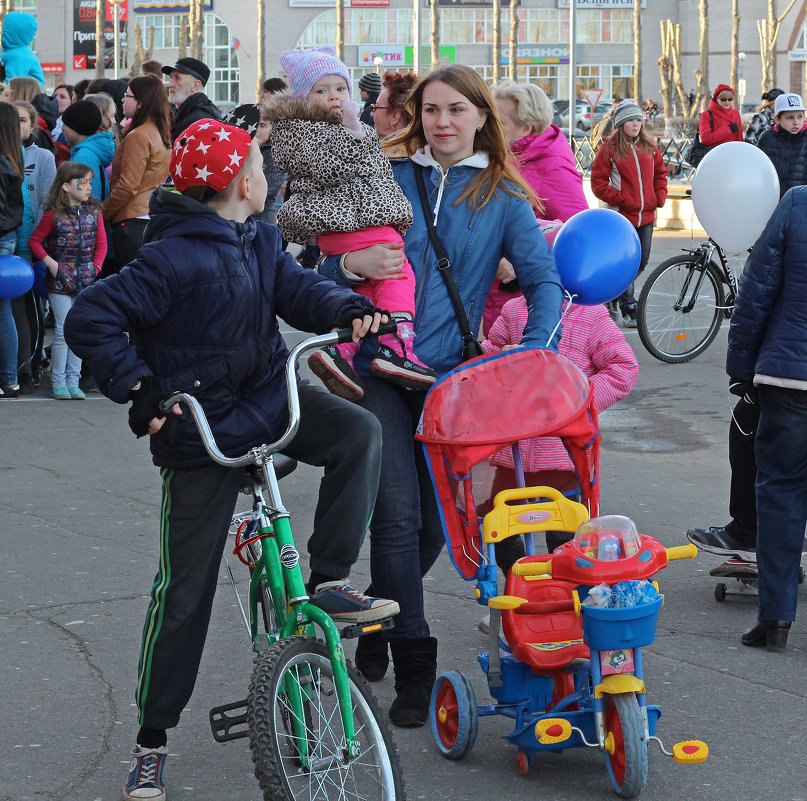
left=580, top=595, right=663, bottom=651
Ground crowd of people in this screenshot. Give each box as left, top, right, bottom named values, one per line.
left=1, top=11, right=805, bottom=798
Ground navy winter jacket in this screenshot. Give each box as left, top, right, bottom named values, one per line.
left=726, top=186, right=807, bottom=384
left=64, top=187, right=373, bottom=468
left=757, top=124, right=807, bottom=197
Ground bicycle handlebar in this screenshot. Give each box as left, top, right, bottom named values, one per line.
left=159, top=322, right=397, bottom=468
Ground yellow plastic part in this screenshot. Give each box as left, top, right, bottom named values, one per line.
left=594, top=674, right=646, bottom=699
left=572, top=589, right=582, bottom=617
left=474, top=588, right=481, bottom=599
left=511, top=560, right=553, bottom=577
left=482, top=485, right=589, bottom=545
left=666, top=544, right=698, bottom=561
left=673, top=740, right=709, bottom=764
left=488, top=595, right=527, bottom=610
left=535, top=717, right=573, bottom=745
left=603, top=732, right=615, bottom=755
left=438, top=706, right=448, bottom=724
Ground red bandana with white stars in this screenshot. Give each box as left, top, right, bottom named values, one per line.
left=170, top=118, right=252, bottom=193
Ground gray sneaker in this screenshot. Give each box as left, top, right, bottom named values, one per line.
left=309, top=581, right=400, bottom=623
left=686, top=526, right=756, bottom=561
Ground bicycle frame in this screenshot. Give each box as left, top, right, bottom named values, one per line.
left=162, top=328, right=390, bottom=767
left=677, top=239, right=737, bottom=314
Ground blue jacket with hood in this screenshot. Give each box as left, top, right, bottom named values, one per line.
left=70, top=132, right=116, bottom=201
left=320, top=147, right=564, bottom=377
left=1, top=12, right=44, bottom=85
left=64, top=186, right=374, bottom=468
left=727, top=186, right=807, bottom=387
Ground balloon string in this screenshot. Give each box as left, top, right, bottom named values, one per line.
left=546, top=290, right=574, bottom=347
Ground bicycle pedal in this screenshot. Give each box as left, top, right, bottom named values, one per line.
left=210, top=698, right=249, bottom=742
left=339, top=616, right=395, bottom=640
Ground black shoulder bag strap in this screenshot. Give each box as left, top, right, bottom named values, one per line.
left=413, top=165, right=482, bottom=358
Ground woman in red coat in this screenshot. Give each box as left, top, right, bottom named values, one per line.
left=591, top=99, right=667, bottom=326
left=700, top=83, right=744, bottom=147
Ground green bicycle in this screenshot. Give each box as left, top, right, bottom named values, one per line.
left=162, top=327, right=405, bottom=801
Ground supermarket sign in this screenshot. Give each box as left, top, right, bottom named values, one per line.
left=41, top=62, right=66, bottom=73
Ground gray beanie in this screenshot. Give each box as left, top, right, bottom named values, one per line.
left=612, top=100, right=643, bottom=128
left=358, top=72, right=382, bottom=94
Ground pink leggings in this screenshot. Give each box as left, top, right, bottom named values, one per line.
left=318, top=226, right=415, bottom=317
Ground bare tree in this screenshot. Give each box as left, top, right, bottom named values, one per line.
left=657, top=21, right=674, bottom=132
left=95, top=0, right=104, bottom=78
left=0, top=0, right=13, bottom=34
left=729, top=0, right=740, bottom=93
left=492, top=0, right=501, bottom=82
left=632, top=0, right=641, bottom=102
left=335, top=0, right=344, bottom=61
left=256, top=0, right=265, bottom=101
left=508, top=0, right=518, bottom=80
left=129, top=22, right=155, bottom=78
left=430, top=0, right=440, bottom=69
left=178, top=16, right=188, bottom=60
left=692, top=0, right=709, bottom=114
left=188, top=0, right=204, bottom=60
left=757, top=0, right=799, bottom=94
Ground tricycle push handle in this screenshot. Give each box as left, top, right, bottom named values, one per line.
left=665, top=544, right=698, bottom=561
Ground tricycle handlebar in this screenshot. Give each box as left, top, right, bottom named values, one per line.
left=665, top=544, right=698, bottom=561
left=510, top=561, right=553, bottom=578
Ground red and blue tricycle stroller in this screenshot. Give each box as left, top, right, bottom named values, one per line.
left=417, top=348, right=708, bottom=798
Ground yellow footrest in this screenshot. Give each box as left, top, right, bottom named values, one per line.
left=673, top=740, right=709, bottom=764
left=535, top=717, right=572, bottom=745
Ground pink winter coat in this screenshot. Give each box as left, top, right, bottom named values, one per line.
left=481, top=297, right=638, bottom=473
left=510, top=125, right=589, bottom=223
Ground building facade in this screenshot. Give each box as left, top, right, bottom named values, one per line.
left=25, top=0, right=807, bottom=112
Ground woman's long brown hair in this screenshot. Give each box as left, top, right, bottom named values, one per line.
left=124, top=75, right=172, bottom=149
left=0, top=103, right=24, bottom=180
left=610, top=123, right=658, bottom=161
left=387, top=64, right=537, bottom=210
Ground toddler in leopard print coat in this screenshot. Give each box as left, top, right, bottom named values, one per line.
left=266, top=46, right=435, bottom=401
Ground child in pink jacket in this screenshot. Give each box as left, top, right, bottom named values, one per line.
left=482, top=295, right=638, bottom=566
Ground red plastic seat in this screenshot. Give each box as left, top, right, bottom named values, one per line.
left=502, top=556, right=590, bottom=671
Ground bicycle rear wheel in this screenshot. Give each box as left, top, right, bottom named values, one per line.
left=638, top=254, right=725, bottom=363
left=248, top=636, right=405, bottom=801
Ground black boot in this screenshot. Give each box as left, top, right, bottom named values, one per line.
left=355, top=630, right=389, bottom=682
left=741, top=620, right=791, bottom=651
left=389, top=637, right=437, bottom=728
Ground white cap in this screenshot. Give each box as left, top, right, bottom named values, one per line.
left=774, top=92, right=806, bottom=115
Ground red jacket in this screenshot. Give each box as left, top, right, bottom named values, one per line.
left=590, top=134, right=667, bottom=227
left=700, top=84, right=743, bottom=147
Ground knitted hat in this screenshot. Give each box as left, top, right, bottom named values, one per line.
left=712, top=83, right=734, bottom=100
left=170, top=119, right=253, bottom=193
left=61, top=100, right=102, bottom=137
left=358, top=73, right=382, bottom=94
left=221, top=104, right=261, bottom=138
left=612, top=100, right=643, bottom=128
left=774, top=92, right=807, bottom=116
left=162, top=57, right=211, bottom=86
left=280, top=47, right=352, bottom=100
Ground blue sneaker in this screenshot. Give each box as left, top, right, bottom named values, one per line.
left=309, top=581, right=400, bottom=623
left=123, top=745, right=167, bottom=800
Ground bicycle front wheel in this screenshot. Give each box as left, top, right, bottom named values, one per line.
left=248, top=636, right=405, bottom=801
left=638, top=255, right=725, bottom=363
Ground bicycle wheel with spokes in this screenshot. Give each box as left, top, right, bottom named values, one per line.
left=638, top=254, right=725, bottom=363
left=248, top=635, right=405, bottom=801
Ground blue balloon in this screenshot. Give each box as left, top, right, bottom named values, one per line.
left=552, top=208, right=641, bottom=306
left=0, top=254, right=34, bottom=299
left=32, top=261, right=49, bottom=299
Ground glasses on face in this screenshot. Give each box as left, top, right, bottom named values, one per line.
left=370, top=104, right=388, bottom=112
left=718, top=96, right=734, bottom=102
left=123, top=93, right=135, bottom=100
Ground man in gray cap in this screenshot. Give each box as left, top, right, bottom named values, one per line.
left=358, top=72, right=381, bottom=128
left=162, top=56, right=221, bottom=142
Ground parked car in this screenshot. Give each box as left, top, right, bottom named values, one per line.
left=561, top=101, right=610, bottom=131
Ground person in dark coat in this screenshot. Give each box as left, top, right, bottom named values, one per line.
left=358, top=71, right=381, bottom=128
left=161, top=56, right=221, bottom=142
left=64, top=118, right=397, bottom=800
left=757, top=92, right=807, bottom=198
left=726, top=185, right=807, bottom=652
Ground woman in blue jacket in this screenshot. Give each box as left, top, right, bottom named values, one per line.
left=320, top=64, right=564, bottom=726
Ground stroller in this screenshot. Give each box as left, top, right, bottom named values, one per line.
left=417, top=348, right=707, bottom=798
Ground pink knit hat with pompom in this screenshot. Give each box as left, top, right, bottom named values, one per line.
left=280, top=47, right=352, bottom=100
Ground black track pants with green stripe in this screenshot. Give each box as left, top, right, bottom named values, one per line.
left=135, top=382, right=382, bottom=730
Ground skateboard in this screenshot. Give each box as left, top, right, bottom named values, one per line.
left=709, top=558, right=806, bottom=602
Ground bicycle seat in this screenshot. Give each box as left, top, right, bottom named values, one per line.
left=501, top=556, right=589, bottom=671
left=245, top=455, right=297, bottom=485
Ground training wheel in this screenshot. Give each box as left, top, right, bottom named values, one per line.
left=516, top=750, right=531, bottom=776
left=714, top=583, right=727, bottom=602
left=429, top=670, right=478, bottom=759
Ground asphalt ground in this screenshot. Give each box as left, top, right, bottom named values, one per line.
left=2, top=229, right=805, bottom=801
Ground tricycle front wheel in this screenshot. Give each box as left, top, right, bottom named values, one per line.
left=603, top=692, right=648, bottom=798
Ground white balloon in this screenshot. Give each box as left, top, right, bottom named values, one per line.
left=691, top=141, right=780, bottom=254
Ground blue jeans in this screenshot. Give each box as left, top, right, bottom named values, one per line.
left=0, top=233, right=18, bottom=384
left=754, top=384, right=807, bottom=621
left=359, top=377, right=445, bottom=640
left=49, top=292, right=82, bottom=389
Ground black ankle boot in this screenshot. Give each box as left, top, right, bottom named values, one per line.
left=388, top=637, right=437, bottom=728
left=741, top=620, right=791, bottom=651
left=355, top=630, right=389, bottom=682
